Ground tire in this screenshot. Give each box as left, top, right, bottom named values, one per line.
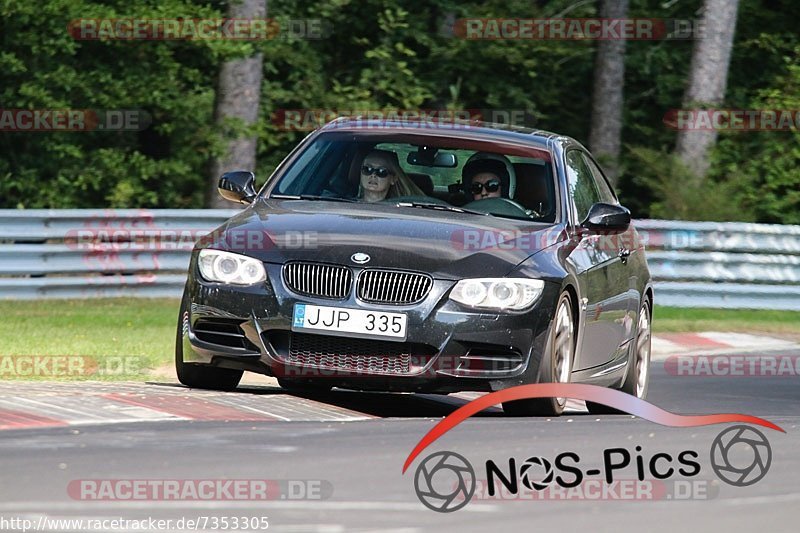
left=175, top=309, right=243, bottom=391
left=277, top=378, right=333, bottom=392
left=586, top=297, right=652, bottom=414
left=503, top=292, right=575, bottom=417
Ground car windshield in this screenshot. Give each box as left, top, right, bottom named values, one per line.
left=267, top=131, right=557, bottom=222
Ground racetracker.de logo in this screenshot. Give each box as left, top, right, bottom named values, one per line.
left=68, top=479, right=333, bottom=501
left=663, top=109, right=800, bottom=131
left=0, top=355, right=141, bottom=377
left=68, top=18, right=329, bottom=40
left=0, top=109, right=150, bottom=132
left=271, top=108, right=537, bottom=131
left=451, top=18, right=705, bottom=40
left=65, top=228, right=319, bottom=252
left=665, top=355, right=800, bottom=377
left=449, top=228, right=644, bottom=253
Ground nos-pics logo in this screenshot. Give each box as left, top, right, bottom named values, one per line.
left=413, top=425, right=772, bottom=513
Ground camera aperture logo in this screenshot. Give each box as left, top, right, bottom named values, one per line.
left=404, top=384, right=782, bottom=512
left=413, top=451, right=475, bottom=513
left=710, top=425, right=772, bottom=487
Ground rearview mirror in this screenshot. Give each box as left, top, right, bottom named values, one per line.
left=582, top=203, right=631, bottom=233
left=407, top=151, right=457, bottom=168
left=218, top=171, right=257, bottom=204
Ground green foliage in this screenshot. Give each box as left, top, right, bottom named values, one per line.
left=627, top=146, right=751, bottom=221
left=0, top=0, right=798, bottom=224
left=0, top=0, right=228, bottom=208
left=617, top=0, right=800, bottom=222
left=713, top=45, right=800, bottom=224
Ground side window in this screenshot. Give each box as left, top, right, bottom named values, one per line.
left=275, top=137, right=327, bottom=194
left=583, top=155, right=617, bottom=204
left=565, top=150, right=600, bottom=222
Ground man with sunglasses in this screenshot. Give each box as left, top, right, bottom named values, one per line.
left=462, top=158, right=509, bottom=201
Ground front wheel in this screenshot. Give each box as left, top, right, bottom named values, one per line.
left=175, top=310, right=243, bottom=391
left=586, top=297, right=652, bottom=414
left=503, top=292, right=575, bottom=417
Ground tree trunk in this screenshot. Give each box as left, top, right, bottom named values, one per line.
left=208, top=0, right=266, bottom=208
left=674, top=0, right=740, bottom=180
left=588, top=0, right=628, bottom=186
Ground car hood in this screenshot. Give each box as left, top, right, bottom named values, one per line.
left=200, top=199, right=564, bottom=279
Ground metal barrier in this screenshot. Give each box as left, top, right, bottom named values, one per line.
left=0, top=209, right=236, bottom=299
left=1, top=210, right=798, bottom=309
left=636, top=220, right=800, bottom=310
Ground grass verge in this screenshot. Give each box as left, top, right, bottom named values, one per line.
left=0, top=298, right=179, bottom=380
left=0, top=299, right=798, bottom=380
left=653, top=306, right=800, bottom=335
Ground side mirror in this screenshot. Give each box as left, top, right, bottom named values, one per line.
left=582, top=203, right=631, bottom=233
left=218, top=171, right=257, bottom=204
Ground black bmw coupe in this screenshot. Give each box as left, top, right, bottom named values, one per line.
left=176, top=118, right=653, bottom=416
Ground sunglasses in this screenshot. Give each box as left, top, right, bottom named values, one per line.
left=470, top=179, right=501, bottom=195
left=361, top=165, right=393, bottom=178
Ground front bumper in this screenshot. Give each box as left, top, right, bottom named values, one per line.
left=180, top=262, right=558, bottom=393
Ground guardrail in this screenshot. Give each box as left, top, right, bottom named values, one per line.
left=0, top=209, right=236, bottom=299
left=636, top=220, right=800, bottom=310
left=1, top=210, right=799, bottom=309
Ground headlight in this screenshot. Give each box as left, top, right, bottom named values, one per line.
left=198, top=249, right=266, bottom=285
left=449, top=278, right=544, bottom=311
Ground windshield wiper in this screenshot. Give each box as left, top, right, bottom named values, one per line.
left=271, top=194, right=357, bottom=203
left=394, top=201, right=491, bottom=216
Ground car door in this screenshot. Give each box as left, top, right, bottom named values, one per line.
left=564, top=149, right=629, bottom=370
left=582, top=153, right=640, bottom=347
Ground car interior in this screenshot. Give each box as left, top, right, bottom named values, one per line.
left=276, top=137, right=557, bottom=222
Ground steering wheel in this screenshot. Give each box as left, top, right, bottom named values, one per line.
left=462, top=197, right=540, bottom=218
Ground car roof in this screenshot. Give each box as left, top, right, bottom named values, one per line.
left=317, top=116, right=571, bottom=149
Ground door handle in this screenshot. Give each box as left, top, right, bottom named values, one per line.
left=618, top=248, right=631, bottom=263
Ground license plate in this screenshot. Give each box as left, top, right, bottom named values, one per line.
left=292, top=303, right=407, bottom=341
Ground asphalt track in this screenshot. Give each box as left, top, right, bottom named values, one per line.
left=0, top=349, right=798, bottom=532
